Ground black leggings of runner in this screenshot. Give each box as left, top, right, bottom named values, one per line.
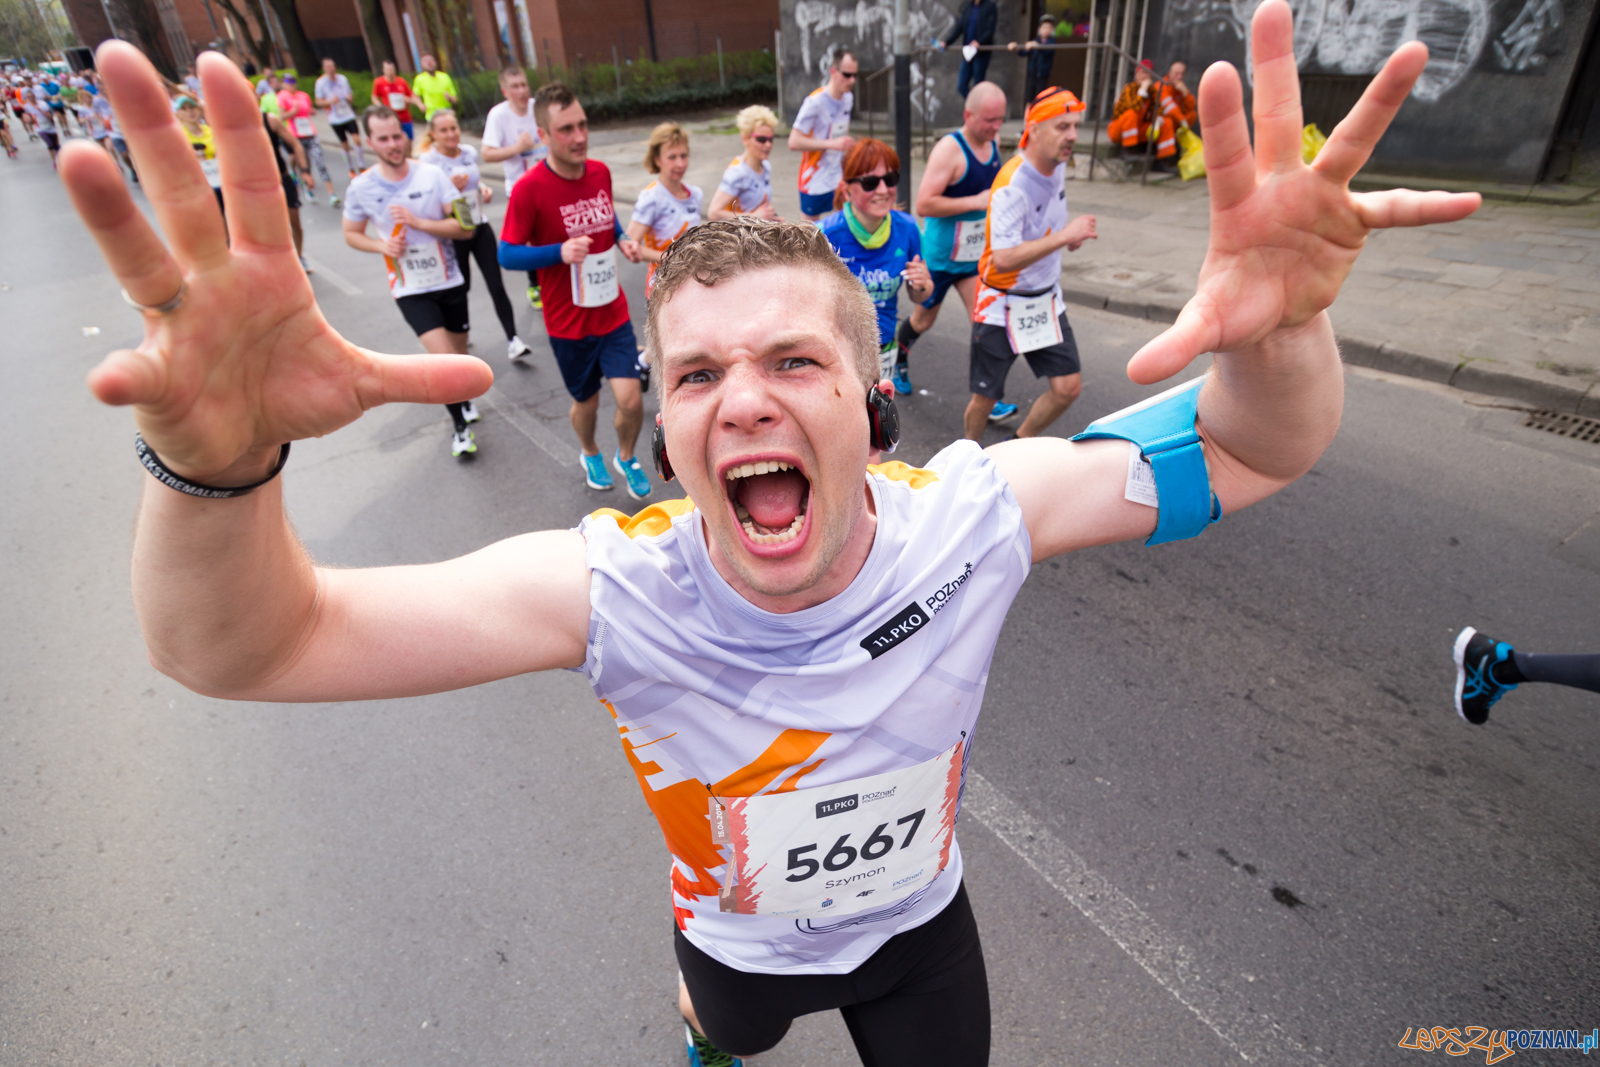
left=1500, top=651, right=1600, bottom=695
left=445, top=403, right=468, bottom=433
left=675, top=881, right=990, bottom=1066
left=453, top=222, right=517, bottom=341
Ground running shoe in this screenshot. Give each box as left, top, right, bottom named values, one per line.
left=461, top=400, right=480, bottom=424
left=581, top=451, right=613, bottom=490
left=451, top=428, right=476, bottom=457
left=1454, top=626, right=1517, bottom=725
left=988, top=401, right=1020, bottom=423
left=303, top=188, right=316, bottom=205
left=300, top=256, right=314, bottom=274
left=613, top=451, right=651, bottom=500
left=685, top=1023, right=742, bottom=1067
left=507, top=335, right=532, bottom=363
left=527, top=284, right=543, bottom=310
left=635, top=350, right=651, bottom=393
left=329, top=193, right=342, bottom=208
left=891, top=360, right=912, bottom=396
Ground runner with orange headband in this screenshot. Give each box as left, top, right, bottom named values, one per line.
left=963, top=86, right=1098, bottom=442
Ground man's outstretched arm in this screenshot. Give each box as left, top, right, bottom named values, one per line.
left=65, top=44, right=589, bottom=701
left=997, top=0, right=1480, bottom=559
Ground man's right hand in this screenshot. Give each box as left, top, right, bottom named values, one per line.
left=561, top=234, right=593, bottom=264
left=61, top=44, right=491, bottom=485
left=514, top=130, right=535, bottom=154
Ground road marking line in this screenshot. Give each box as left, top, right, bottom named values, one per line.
left=481, top=385, right=573, bottom=468
left=303, top=257, right=363, bottom=296
left=963, top=772, right=1321, bottom=1066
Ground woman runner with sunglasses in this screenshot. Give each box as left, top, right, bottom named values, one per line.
left=708, top=104, right=779, bottom=221
left=818, top=139, right=932, bottom=395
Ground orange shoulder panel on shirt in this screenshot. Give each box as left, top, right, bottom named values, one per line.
left=977, top=155, right=1027, bottom=292
left=869, top=461, right=940, bottom=489
left=589, top=497, right=697, bottom=539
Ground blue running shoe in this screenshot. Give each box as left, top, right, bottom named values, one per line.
left=613, top=450, right=651, bottom=500
left=581, top=451, right=613, bottom=490
left=686, top=1023, right=742, bottom=1067
left=988, top=401, right=1019, bottom=423
left=891, top=359, right=912, bottom=395
left=1454, top=626, right=1517, bottom=725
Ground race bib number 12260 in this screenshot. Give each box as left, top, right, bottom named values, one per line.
left=716, top=740, right=963, bottom=919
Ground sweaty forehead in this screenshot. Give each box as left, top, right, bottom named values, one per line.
left=657, top=267, right=843, bottom=356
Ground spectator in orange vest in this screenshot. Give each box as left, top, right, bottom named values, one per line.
left=1166, top=61, right=1198, bottom=129
left=1106, top=59, right=1178, bottom=169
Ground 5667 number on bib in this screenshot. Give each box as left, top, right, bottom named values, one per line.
left=713, top=740, right=963, bottom=919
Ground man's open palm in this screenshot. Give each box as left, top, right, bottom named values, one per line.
left=60, top=44, right=491, bottom=482
left=1126, top=0, right=1481, bottom=384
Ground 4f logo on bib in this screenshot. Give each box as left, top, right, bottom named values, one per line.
left=716, top=741, right=963, bottom=919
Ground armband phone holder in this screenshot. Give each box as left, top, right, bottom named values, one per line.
left=1070, top=375, right=1221, bottom=546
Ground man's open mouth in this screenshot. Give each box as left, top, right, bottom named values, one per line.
left=725, top=459, right=811, bottom=547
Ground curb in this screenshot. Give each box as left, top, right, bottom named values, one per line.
left=1059, top=283, right=1600, bottom=417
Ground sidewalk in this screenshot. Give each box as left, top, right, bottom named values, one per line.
left=321, top=113, right=1600, bottom=414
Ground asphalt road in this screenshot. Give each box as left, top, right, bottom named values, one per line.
left=3, top=134, right=1598, bottom=1067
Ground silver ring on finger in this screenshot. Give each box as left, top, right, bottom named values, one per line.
left=121, top=279, right=187, bottom=316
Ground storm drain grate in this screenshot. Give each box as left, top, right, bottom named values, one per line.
left=1521, top=409, right=1600, bottom=444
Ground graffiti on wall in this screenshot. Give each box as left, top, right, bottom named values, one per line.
left=792, top=0, right=956, bottom=75
left=1164, top=0, right=1567, bottom=100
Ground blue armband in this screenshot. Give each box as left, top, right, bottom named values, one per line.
left=498, top=239, right=564, bottom=272
left=1070, top=375, right=1221, bottom=546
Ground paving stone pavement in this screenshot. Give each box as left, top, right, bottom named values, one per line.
left=326, top=112, right=1600, bottom=414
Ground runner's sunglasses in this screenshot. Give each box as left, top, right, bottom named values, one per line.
left=847, top=172, right=900, bottom=192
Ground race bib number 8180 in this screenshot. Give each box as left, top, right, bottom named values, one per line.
left=718, top=740, right=963, bottom=919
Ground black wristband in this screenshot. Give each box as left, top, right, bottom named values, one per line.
left=134, top=434, right=290, bottom=499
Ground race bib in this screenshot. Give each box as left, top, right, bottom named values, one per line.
left=291, top=115, right=314, bottom=138
left=199, top=156, right=221, bottom=188
left=387, top=91, right=408, bottom=111
left=1006, top=294, right=1063, bottom=354
left=571, top=247, right=618, bottom=308
left=951, top=219, right=986, bottom=262
left=712, top=740, right=963, bottom=919
left=397, top=239, right=448, bottom=291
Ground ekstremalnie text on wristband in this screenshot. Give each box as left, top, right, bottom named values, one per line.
left=134, top=433, right=291, bottom=499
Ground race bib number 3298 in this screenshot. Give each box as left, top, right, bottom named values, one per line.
left=719, top=740, right=963, bottom=919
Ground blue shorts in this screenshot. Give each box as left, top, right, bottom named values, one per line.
left=920, top=266, right=978, bottom=309
left=401, top=121, right=414, bottom=140
left=799, top=190, right=835, bottom=218
left=549, top=320, right=640, bottom=401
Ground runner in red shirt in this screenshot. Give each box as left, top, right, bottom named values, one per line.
left=497, top=82, right=650, bottom=498
left=370, top=60, right=416, bottom=140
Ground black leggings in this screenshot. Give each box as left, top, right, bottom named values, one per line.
left=1501, top=651, right=1600, bottom=694
left=453, top=222, right=517, bottom=341
left=676, top=881, right=990, bottom=1066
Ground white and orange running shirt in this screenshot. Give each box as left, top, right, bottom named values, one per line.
left=578, top=441, right=1032, bottom=974
left=793, top=86, right=854, bottom=196
left=717, top=155, right=772, bottom=214
left=629, top=179, right=703, bottom=293
left=973, top=154, right=1069, bottom=327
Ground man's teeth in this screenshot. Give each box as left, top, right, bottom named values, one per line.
left=740, top=513, right=805, bottom=544
left=726, top=460, right=795, bottom=481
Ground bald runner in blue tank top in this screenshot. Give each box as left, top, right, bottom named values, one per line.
left=922, top=129, right=1002, bottom=290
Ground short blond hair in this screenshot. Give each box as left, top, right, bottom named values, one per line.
left=735, top=104, right=779, bottom=137
left=645, top=218, right=880, bottom=390
left=643, top=121, right=689, bottom=174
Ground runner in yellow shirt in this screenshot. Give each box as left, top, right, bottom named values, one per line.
left=411, top=53, right=458, bottom=120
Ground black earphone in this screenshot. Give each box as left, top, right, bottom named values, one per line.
left=651, top=384, right=900, bottom=483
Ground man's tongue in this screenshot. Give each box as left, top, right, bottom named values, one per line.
left=736, top=469, right=808, bottom=532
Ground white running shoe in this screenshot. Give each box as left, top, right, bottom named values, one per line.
left=329, top=193, right=342, bottom=208
left=451, top=428, right=476, bottom=457
left=461, top=400, right=480, bottom=424
left=507, top=336, right=532, bottom=363
left=300, top=256, right=313, bottom=274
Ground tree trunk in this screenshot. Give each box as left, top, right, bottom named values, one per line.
left=212, top=0, right=272, bottom=69
left=264, top=0, right=318, bottom=74
left=354, top=0, right=393, bottom=69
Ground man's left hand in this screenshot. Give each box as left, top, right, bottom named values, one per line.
left=1126, top=0, right=1480, bottom=385
left=617, top=237, right=642, bottom=264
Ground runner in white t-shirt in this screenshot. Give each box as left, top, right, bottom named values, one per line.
left=787, top=52, right=857, bottom=220
left=70, top=23, right=1481, bottom=1067
left=479, top=65, right=550, bottom=309
left=708, top=104, right=778, bottom=221
left=341, top=104, right=479, bottom=458
left=314, top=56, right=365, bottom=176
